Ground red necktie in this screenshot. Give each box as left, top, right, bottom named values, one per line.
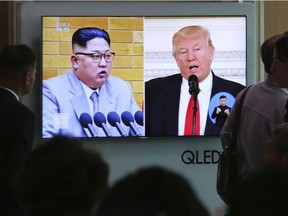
left=184, top=97, right=200, bottom=135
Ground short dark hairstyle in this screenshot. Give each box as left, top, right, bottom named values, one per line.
left=0, top=44, right=36, bottom=78
left=274, top=33, right=288, bottom=63
left=72, top=27, right=111, bottom=50
left=15, top=135, right=109, bottom=216
left=220, top=95, right=226, bottom=99
left=98, top=166, right=209, bottom=216
left=261, top=34, right=281, bottom=74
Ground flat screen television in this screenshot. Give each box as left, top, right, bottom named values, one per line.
left=38, top=2, right=256, bottom=139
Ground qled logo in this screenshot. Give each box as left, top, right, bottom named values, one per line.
left=181, top=150, right=220, bottom=165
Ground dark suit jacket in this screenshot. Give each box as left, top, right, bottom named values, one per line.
left=145, top=72, right=245, bottom=137
left=0, top=87, right=35, bottom=215
left=211, top=105, right=231, bottom=128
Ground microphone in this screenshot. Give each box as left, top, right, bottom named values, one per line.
left=107, top=112, right=128, bottom=137
left=188, top=75, right=199, bottom=136
left=134, top=110, right=144, bottom=126
left=79, top=113, right=97, bottom=137
left=93, top=112, right=113, bottom=137
left=188, top=75, right=200, bottom=97
left=121, top=111, right=141, bottom=136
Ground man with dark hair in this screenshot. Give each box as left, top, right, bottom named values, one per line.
left=42, top=27, right=143, bottom=138
left=221, top=34, right=288, bottom=180
left=98, top=166, right=209, bottom=216
left=271, top=33, right=288, bottom=88
left=0, top=44, right=36, bottom=216
left=15, top=135, right=109, bottom=216
left=211, top=95, right=231, bottom=129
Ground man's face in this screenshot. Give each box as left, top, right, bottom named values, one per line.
left=271, top=58, right=288, bottom=88
left=71, top=37, right=112, bottom=89
left=220, top=98, right=227, bottom=106
left=173, top=35, right=214, bottom=82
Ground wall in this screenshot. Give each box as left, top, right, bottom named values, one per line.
left=0, top=1, right=9, bottom=51
left=264, top=1, right=288, bottom=39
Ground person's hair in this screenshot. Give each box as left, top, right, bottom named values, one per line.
left=0, top=44, right=36, bottom=79
left=274, top=33, right=288, bottom=63
left=72, top=27, right=111, bottom=51
left=220, top=95, right=226, bottom=100
left=15, top=135, right=109, bottom=216
left=172, top=25, right=215, bottom=56
left=260, top=34, right=281, bottom=74
left=98, top=166, right=209, bottom=216
left=228, top=167, right=288, bottom=216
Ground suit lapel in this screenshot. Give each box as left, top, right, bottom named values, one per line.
left=98, top=82, right=115, bottom=117
left=163, top=74, right=182, bottom=134
left=66, top=72, right=92, bottom=136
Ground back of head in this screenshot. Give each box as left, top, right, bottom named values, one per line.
left=15, top=135, right=109, bottom=216
left=261, top=34, right=281, bottom=74
left=72, top=27, right=111, bottom=51
left=228, top=167, right=288, bottom=216
left=0, top=44, right=36, bottom=80
left=172, top=25, right=214, bottom=56
left=98, top=166, right=209, bottom=216
left=274, top=32, right=288, bottom=63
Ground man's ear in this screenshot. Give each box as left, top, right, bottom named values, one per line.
left=25, top=71, right=31, bottom=85
left=209, top=49, right=214, bottom=61
left=71, top=55, right=79, bottom=70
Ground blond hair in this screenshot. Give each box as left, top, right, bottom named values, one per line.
left=172, top=25, right=215, bottom=56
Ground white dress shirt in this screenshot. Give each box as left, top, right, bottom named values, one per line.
left=178, top=72, right=212, bottom=135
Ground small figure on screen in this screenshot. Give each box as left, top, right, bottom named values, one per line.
left=145, top=25, right=245, bottom=137
left=42, top=27, right=143, bottom=138
left=211, top=95, right=231, bottom=129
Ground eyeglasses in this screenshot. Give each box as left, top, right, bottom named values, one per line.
left=75, top=52, right=115, bottom=63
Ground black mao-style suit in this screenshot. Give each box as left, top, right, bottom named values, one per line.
left=0, top=87, right=35, bottom=215
left=145, top=72, right=245, bottom=137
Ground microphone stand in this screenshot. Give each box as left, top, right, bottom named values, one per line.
left=192, top=94, right=198, bottom=135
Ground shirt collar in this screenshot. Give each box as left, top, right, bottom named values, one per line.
left=0, top=86, right=19, bottom=101
left=80, top=81, right=100, bottom=98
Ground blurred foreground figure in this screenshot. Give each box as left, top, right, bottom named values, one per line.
left=228, top=167, right=288, bottom=216
left=15, top=135, right=109, bottom=216
left=98, top=166, right=209, bottom=216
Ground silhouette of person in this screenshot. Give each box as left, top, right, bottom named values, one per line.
left=98, top=166, right=209, bottom=216
left=15, top=135, right=109, bottom=216
left=0, top=44, right=36, bottom=216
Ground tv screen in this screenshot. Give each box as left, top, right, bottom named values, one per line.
left=41, top=15, right=247, bottom=138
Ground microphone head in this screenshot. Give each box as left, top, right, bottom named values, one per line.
left=134, top=110, right=143, bottom=126
left=188, top=74, right=199, bottom=96
left=121, top=111, right=134, bottom=126
left=107, top=112, right=121, bottom=126
left=188, top=74, right=198, bottom=83
left=93, top=112, right=107, bottom=127
left=79, top=113, right=93, bottom=128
